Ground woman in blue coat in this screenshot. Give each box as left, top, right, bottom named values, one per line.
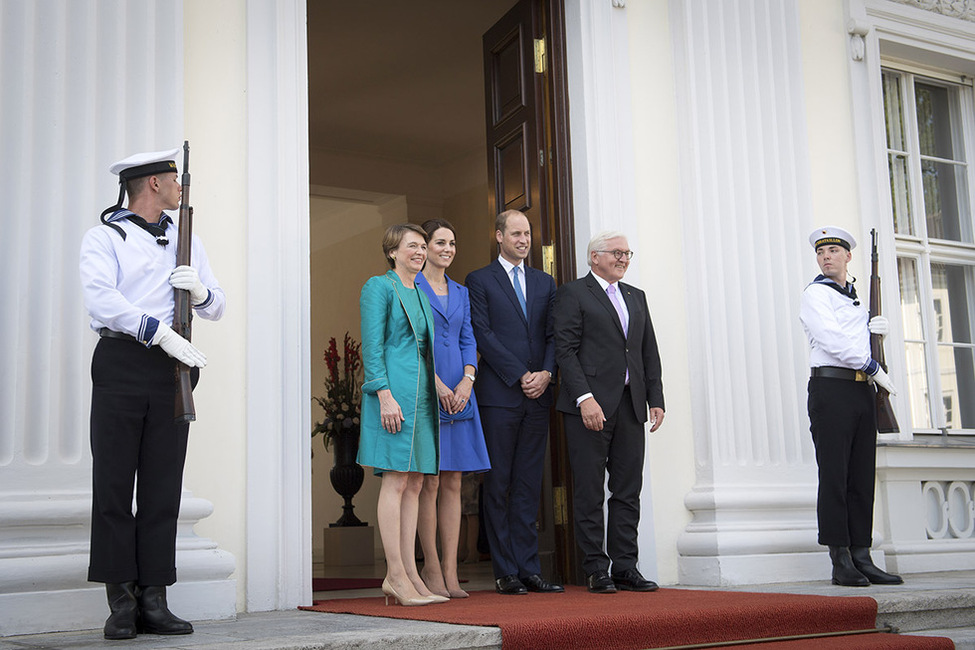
left=358, top=223, right=444, bottom=606
left=415, top=219, right=491, bottom=599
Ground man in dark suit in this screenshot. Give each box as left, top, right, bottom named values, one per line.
left=553, top=231, right=664, bottom=594
left=465, top=210, right=563, bottom=595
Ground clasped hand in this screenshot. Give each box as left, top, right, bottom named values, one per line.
left=435, top=376, right=472, bottom=414
left=520, top=370, right=550, bottom=400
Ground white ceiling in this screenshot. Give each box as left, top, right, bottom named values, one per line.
left=307, top=0, right=517, bottom=167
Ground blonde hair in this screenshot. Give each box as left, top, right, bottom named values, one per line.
left=382, top=223, right=428, bottom=269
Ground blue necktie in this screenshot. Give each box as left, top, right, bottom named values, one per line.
left=512, top=266, right=527, bottom=318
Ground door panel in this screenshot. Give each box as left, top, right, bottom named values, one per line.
left=483, top=0, right=542, bottom=264
left=483, top=0, right=579, bottom=585
left=497, top=124, right=530, bottom=209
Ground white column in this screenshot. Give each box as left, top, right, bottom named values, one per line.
left=0, top=1, right=234, bottom=635
left=244, top=0, right=312, bottom=612
left=669, top=0, right=824, bottom=584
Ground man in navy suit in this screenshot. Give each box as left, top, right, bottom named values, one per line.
left=553, top=231, right=664, bottom=594
left=465, top=210, right=563, bottom=595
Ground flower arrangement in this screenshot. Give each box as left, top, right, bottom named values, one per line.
left=312, top=332, right=362, bottom=451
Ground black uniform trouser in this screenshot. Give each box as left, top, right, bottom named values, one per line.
left=88, top=337, right=197, bottom=585
left=807, top=377, right=877, bottom=548
left=564, top=386, right=645, bottom=575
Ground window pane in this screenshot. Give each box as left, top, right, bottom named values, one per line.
left=899, top=258, right=932, bottom=429
left=915, top=83, right=956, bottom=160
left=930, top=263, right=975, bottom=344
left=936, top=345, right=975, bottom=429
left=889, top=154, right=914, bottom=235
left=898, top=257, right=925, bottom=341
left=906, top=341, right=932, bottom=429
left=883, top=71, right=906, bottom=151
left=922, top=160, right=971, bottom=243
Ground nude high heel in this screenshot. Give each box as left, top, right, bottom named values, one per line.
left=381, top=578, right=434, bottom=606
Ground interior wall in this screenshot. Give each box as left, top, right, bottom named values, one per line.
left=308, top=147, right=492, bottom=570
left=310, top=190, right=408, bottom=565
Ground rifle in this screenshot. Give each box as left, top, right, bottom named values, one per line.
left=173, top=140, right=196, bottom=423
left=870, top=228, right=899, bottom=433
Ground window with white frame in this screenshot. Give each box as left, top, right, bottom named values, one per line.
left=882, top=67, right=975, bottom=432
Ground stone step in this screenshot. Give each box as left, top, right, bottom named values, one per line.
left=911, top=627, right=975, bottom=650
left=874, top=585, right=975, bottom=632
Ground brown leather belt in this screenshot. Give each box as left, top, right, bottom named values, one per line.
left=99, top=328, right=140, bottom=344
left=811, top=366, right=868, bottom=382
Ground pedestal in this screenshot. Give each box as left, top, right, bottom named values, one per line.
left=323, top=526, right=375, bottom=567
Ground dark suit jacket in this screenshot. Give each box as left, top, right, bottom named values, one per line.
left=553, top=271, right=664, bottom=421
left=465, top=260, right=556, bottom=408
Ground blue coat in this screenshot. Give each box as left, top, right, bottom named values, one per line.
left=357, top=271, right=439, bottom=474
left=415, top=272, right=491, bottom=472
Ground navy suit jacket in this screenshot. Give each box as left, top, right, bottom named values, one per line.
left=553, top=271, right=664, bottom=421
left=465, top=260, right=556, bottom=408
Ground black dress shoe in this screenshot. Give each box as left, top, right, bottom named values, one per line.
left=521, top=574, right=564, bottom=593
left=136, top=586, right=194, bottom=635
left=587, top=570, right=617, bottom=594
left=495, top=574, right=528, bottom=595
left=851, top=546, right=904, bottom=585
left=612, top=568, right=659, bottom=592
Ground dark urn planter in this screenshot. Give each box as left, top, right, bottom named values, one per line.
left=329, top=427, right=366, bottom=527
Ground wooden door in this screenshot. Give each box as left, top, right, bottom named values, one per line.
left=483, top=0, right=579, bottom=584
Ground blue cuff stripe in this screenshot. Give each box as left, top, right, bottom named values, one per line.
left=195, top=289, right=214, bottom=309
left=141, top=316, right=159, bottom=347
left=862, top=359, right=880, bottom=375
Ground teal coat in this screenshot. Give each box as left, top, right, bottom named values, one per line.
left=357, top=271, right=439, bottom=473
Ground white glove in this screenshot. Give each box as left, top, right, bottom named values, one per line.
left=151, top=322, right=207, bottom=368
left=870, top=366, right=897, bottom=396
left=868, top=315, right=890, bottom=338
left=170, top=265, right=209, bottom=305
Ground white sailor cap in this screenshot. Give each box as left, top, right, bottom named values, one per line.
left=109, top=148, right=180, bottom=181
left=809, top=226, right=856, bottom=251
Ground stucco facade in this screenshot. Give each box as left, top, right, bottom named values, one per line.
left=2, top=0, right=974, bottom=636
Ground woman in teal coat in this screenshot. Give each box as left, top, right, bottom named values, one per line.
left=358, top=223, right=443, bottom=607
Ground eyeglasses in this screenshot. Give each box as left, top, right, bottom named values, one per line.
left=595, top=249, right=634, bottom=261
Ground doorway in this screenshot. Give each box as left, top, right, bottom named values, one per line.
left=306, top=0, right=578, bottom=586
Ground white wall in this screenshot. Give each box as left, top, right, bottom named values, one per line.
left=182, top=0, right=251, bottom=609
left=624, top=0, right=697, bottom=585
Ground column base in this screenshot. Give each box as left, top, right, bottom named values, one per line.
left=0, top=579, right=236, bottom=637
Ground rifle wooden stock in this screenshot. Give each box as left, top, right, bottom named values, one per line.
left=869, top=228, right=899, bottom=433
left=173, top=141, right=196, bottom=423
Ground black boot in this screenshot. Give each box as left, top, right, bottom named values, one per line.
left=103, top=582, right=138, bottom=640
left=851, top=546, right=904, bottom=585
left=136, top=585, right=194, bottom=635
left=828, top=546, right=870, bottom=586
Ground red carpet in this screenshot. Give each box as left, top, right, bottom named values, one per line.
left=311, top=577, right=383, bottom=591
left=301, top=587, right=954, bottom=649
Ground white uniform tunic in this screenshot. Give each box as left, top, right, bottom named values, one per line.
left=799, top=277, right=877, bottom=375
left=80, top=210, right=225, bottom=343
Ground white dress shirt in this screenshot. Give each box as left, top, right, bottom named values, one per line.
left=497, top=255, right=526, bottom=296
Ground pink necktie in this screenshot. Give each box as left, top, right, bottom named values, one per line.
left=607, top=284, right=629, bottom=384
left=607, top=284, right=628, bottom=334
